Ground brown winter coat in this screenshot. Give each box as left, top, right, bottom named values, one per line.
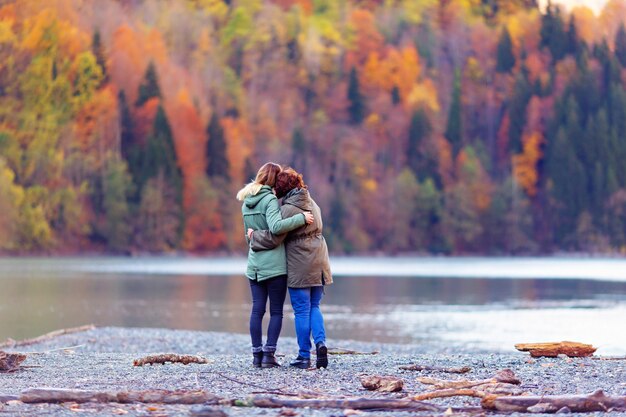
left=250, top=188, right=333, bottom=288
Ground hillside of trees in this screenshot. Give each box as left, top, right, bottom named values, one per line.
left=0, top=0, right=626, bottom=255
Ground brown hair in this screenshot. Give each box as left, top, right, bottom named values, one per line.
left=236, top=162, right=282, bottom=200
left=275, top=167, right=306, bottom=198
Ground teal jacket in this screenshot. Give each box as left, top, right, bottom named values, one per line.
left=242, top=185, right=306, bottom=281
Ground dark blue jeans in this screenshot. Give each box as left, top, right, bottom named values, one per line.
left=289, top=286, right=326, bottom=359
left=249, top=275, right=287, bottom=353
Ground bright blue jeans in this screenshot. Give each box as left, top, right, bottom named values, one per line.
left=288, top=286, right=326, bottom=359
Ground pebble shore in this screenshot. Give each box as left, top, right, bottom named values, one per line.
left=1, top=327, right=625, bottom=416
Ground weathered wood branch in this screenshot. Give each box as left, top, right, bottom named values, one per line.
left=417, top=377, right=492, bottom=389
left=515, top=341, right=596, bottom=357
left=360, top=375, right=403, bottom=392
left=20, top=388, right=221, bottom=404
left=400, top=364, right=471, bottom=373
left=133, top=354, right=210, bottom=366
left=0, top=325, right=96, bottom=349
left=0, top=395, right=19, bottom=402
left=414, top=388, right=486, bottom=401
left=248, top=395, right=443, bottom=412
left=327, top=348, right=379, bottom=355
left=413, top=383, right=526, bottom=401
left=0, top=351, right=27, bottom=372
left=417, top=369, right=520, bottom=390
left=592, top=356, right=626, bottom=361
left=484, top=390, right=626, bottom=413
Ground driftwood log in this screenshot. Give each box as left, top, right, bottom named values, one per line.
left=133, top=354, right=210, bottom=366
left=515, top=341, right=597, bottom=357
left=0, top=351, right=27, bottom=372
left=400, top=364, right=471, bottom=374
left=248, top=395, right=443, bottom=412
left=414, top=369, right=525, bottom=401
left=360, top=375, right=403, bottom=392
left=0, top=325, right=96, bottom=349
left=20, top=388, right=221, bottom=404
left=326, top=348, right=379, bottom=355
left=417, top=368, right=520, bottom=390
left=483, top=390, right=626, bottom=413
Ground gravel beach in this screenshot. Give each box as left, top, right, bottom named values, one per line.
left=1, top=327, right=625, bottom=416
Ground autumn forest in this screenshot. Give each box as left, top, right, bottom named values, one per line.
left=0, top=0, right=626, bottom=255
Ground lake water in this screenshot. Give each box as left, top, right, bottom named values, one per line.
left=1, top=257, right=626, bottom=355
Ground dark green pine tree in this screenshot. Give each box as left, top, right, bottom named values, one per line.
left=508, top=71, right=532, bottom=153
left=139, top=105, right=182, bottom=196
left=496, top=27, right=515, bottom=73
left=347, top=66, right=365, bottom=124
left=593, top=39, right=622, bottom=89
left=445, top=70, right=462, bottom=156
left=136, top=61, right=162, bottom=107
left=546, top=127, right=587, bottom=245
left=540, top=2, right=567, bottom=61
left=290, top=127, right=306, bottom=175
left=608, top=85, right=626, bottom=151
left=118, top=90, right=134, bottom=161
left=406, top=109, right=432, bottom=179
left=391, top=85, right=401, bottom=105
left=326, top=190, right=347, bottom=251
left=205, top=112, right=230, bottom=181
left=566, top=15, right=580, bottom=56
left=91, top=29, right=108, bottom=84
left=615, top=22, right=626, bottom=67
left=243, top=157, right=256, bottom=182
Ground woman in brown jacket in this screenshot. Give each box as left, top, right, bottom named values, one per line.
left=248, top=168, right=332, bottom=369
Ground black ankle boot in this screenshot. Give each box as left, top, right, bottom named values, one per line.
left=252, top=351, right=263, bottom=368
left=316, top=342, right=328, bottom=369
left=289, top=355, right=311, bottom=369
left=261, top=351, right=280, bottom=368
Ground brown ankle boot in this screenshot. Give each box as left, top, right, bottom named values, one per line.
left=261, top=351, right=280, bottom=368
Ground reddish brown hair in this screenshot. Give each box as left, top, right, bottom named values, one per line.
left=275, top=167, right=306, bottom=198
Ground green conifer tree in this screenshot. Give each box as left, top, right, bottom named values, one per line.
left=136, top=61, right=162, bottom=107
left=445, top=70, right=463, bottom=156
left=540, top=2, right=567, bottom=60
left=205, top=112, right=230, bottom=180
left=139, top=105, right=182, bottom=197
left=118, top=91, right=134, bottom=161
left=496, top=27, right=516, bottom=73
left=290, top=127, right=306, bottom=175
left=615, top=22, right=626, bottom=67
left=407, top=109, right=432, bottom=178
left=508, top=72, right=532, bottom=153
left=347, top=66, right=365, bottom=124
left=566, top=15, right=580, bottom=56
left=91, top=29, right=108, bottom=84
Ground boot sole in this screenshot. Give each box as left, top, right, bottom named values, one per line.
left=316, top=345, right=328, bottom=369
left=289, top=362, right=311, bottom=369
left=261, top=363, right=280, bottom=368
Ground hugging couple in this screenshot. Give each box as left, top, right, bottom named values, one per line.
left=236, top=162, right=332, bottom=370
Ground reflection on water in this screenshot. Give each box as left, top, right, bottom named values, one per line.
left=1, top=258, right=626, bottom=355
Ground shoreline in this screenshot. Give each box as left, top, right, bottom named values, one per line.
left=1, top=326, right=625, bottom=416
left=2, top=256, right=626, bottom=282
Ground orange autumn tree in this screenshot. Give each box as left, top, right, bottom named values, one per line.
left=513, top=131, right=544, bottom=197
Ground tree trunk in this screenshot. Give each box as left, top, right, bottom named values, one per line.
left=20, top=388, right=221, bottom=405
left=483, top=390, right=626, bottom=413
left=249, top=396, right=443, bottom=412
left=514, top=341, right=596, bottom=357
left=399, top=364, right=471, bottom=373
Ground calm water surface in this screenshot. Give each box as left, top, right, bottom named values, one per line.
left=1, top=257, right=625, bottom=354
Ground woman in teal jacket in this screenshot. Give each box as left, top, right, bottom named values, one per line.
left=236, top=162, right=313, bottom=368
